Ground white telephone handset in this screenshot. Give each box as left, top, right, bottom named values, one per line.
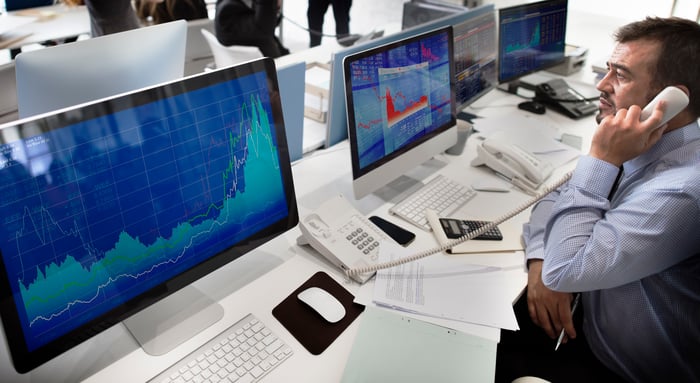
left=341, top=86, right=690, bottom=280
left=640, top=86, right=689, bottom=126
left=297, top=195, right=386, bottom=283
left=471, top=139, right=554, bottom=194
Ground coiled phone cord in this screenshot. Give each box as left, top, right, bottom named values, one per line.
left=344, top=171, right=573, bottom=280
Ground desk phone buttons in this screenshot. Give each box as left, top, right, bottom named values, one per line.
left=439, top=218, right=503, bottom=241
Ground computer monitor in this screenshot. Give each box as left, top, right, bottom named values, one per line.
left=497, top=0, right=568, bottom=90
left=401, top=0, right=469, bottom=30
left=403, top=1, right=497, bottom=113
left=0, top=57, right=298, bottom=373
left=343, top=26, right=456, bottom=199
left=326, top=4, right=494, bottom=148
left=15, top=20, right=187, bottom=119
left=5, top=0, right=54, bottom=12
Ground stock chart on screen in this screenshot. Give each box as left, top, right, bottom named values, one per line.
left=0, top=71, right=288, bottom=352
left=346, top=30, right=452, bottom=170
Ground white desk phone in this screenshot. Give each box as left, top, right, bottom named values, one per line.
left=297, top=87, right=689, bottom=283
left=471, top=139, right=554, bottom=194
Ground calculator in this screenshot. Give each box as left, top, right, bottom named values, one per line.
left=439, top=218, right=503, bottom=241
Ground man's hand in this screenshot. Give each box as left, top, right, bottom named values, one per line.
left=589, top=101, right=667, bottom=166
left=527, top=260, right=577, bottom=341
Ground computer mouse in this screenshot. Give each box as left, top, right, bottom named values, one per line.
left=518, top=101, right=546, bottom=115
left=297, top=286, right=346, bottom=323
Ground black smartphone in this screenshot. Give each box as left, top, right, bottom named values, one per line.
left=439, top=218, right=503, bottom=240
left=369, top=216, right=416, bottom=246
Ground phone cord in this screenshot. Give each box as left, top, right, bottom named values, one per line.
left=345, top=172, right=573, bottom=279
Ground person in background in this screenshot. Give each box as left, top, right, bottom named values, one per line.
left=214, top=0, right=289, bottom=58
left=135, top=0, right=208, bottom=25
left=496, top=16, right=700, bottom=383
left=306, top=0, right=352, bottom=47
left=63, top=0, right=140, bottom=37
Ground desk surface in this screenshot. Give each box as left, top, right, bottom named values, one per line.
left=0, top=9, right=618, bottom=381
left=0, top=4, right=90, bottom=50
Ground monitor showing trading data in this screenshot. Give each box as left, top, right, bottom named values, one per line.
left=343, top=26, right=456, bottom=199
left=451, top=7, right=497, bottom=111
left=0, top=58, right=298, bottom=373
left=326, top=4, right=494, bottom=148
left=497, top=0, right=568, bottom=85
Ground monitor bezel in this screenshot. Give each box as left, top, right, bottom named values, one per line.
left=343, top=26, right=457, bottom=199
left=496, top=0, right=568, bottom=85
left=0, top=58, right=299, bottom=373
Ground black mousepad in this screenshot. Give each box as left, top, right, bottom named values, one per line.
left=272, top=271, right=364, bottom=355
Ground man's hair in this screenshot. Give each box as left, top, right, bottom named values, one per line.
left=615, top=17, right=700, bottom=117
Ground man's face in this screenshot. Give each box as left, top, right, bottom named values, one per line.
left=595, top=40, right=661, bottom=124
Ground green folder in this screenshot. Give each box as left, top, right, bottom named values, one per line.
left=341, top=307, right=497, bottom=383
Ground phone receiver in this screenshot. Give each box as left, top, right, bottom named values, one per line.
left=640, top=86, right=689, bottom=126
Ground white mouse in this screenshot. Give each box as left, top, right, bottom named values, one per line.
left=297, top=287, right=346, bottom=323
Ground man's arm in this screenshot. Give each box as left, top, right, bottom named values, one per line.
left=522, top=192, right=577, bottom=340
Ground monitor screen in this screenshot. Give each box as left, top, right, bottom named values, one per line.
left=0, top=57, right=298, bottom=373
left=497, top=0, right=568, bottom=85
left=343, top=26, right=456, bottom=199
left=326, top=4, right=494, bottom=148
left=450, top=7, right=497, bottom=111
left=15, top=20, right=187, bottom=119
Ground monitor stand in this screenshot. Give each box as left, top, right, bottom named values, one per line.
left=123, top=285, right=224, bottom=356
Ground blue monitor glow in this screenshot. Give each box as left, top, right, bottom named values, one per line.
left=343, top=26, right=456, bottom=199
left=0, top=58, right=298, bottom=373
left=15, top=20, right=187, bottom=119
left=326, top=3, right=494, bottom=148
left=497, top=0, right=568, bottom=89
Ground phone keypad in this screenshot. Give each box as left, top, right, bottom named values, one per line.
left=340, top=216, right=383, bottom=261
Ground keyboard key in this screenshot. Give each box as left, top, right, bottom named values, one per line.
left=148, top=314, right=292, bottom=383
left=389, top=174, right=477, bottom=231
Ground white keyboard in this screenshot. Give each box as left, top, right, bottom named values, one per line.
left=389, top=174, right=477, bottom=231
left=149, top=314, right=292, bottom=383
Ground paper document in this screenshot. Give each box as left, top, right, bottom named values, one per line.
left=371, top=242, right=520, bottom=330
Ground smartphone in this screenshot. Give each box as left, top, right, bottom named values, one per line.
left=369, top=216, right=416, bottom=246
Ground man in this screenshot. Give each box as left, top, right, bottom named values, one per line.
left=63, top=0, right=140, bottom=37
left=215, top=0, right=289, bottom=58
left=496, top=17, right=700, bottom=383
left=307, top=0, right=352, bottom=47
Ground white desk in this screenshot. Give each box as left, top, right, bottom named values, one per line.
left=0, top=4, right=90, bottom=51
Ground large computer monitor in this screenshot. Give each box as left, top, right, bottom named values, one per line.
left=497, top=0, right=568, bottom=90
left=326, top=4, right=494, bottom=148
left=343, top=26, right=456, bottom=199
left=15, top=20, right=187, bottom=119
left=0, top=57, right=298, bottom=373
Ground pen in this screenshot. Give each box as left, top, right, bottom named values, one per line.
left=554, top=293, right=581, bottom=351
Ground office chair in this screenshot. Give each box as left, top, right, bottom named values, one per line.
left=184, top=18, right=216, bottom=75
left=200, top=29, right=263, bottom=69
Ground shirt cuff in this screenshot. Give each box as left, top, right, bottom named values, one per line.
left=569, top=155, right=621, bottom=198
